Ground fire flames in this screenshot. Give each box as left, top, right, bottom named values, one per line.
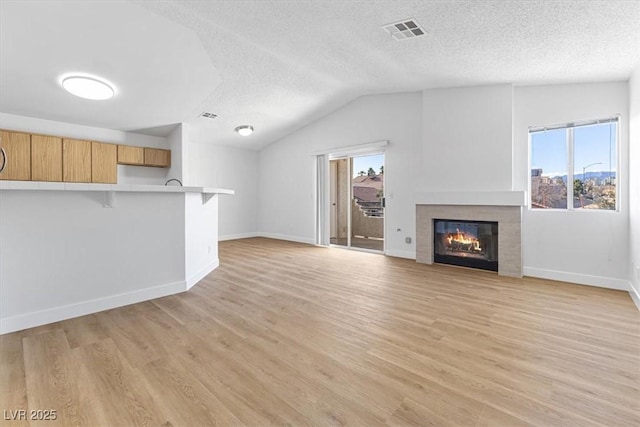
left=446, top=229, right=481, bottom=252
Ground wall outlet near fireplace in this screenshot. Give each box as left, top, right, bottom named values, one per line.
left=405, top=237, right=412, bottom=244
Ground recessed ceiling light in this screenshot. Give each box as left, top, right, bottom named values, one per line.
left=235, top=125, right=254, bottom=136
left=61, top=75, right=115, bottom=100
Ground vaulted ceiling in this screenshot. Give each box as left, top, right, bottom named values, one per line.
left=1, top=1, right=639, bottom=150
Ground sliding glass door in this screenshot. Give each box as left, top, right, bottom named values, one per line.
left=329, top=153, right=384, bottom=252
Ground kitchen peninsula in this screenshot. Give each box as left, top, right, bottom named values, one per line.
left=0, top=182, right=234, bottom=334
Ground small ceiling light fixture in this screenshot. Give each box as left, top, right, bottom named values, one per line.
left=61, top=74, right=115, bottom=100
left=235, top=125, right=254, bottom=136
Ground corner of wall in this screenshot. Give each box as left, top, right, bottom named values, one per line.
left=167, top=123, right=184, bottom=183
left=629, top=64, right=640, bottom=308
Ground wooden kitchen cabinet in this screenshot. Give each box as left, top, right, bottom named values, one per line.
left=91, top=142, right=117, bottom=184
left=117, top=145, right=144, bottom=165
left=1, top=128, right=170, bottom=183
left=144, top=148, right=171, bottom=167
left=63, top=138, right=92, bottom=183
left=0, top=130, right=31, bottom=181
left=31, top=134, right=62, bottom=182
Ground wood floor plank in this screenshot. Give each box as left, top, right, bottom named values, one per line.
left=0, top=333, right=29, bottom=427
left=1, top=237, right=638, bottom=426
left=62, top=314, right=108, bottom=349
left=92, top=305, right=169, bottom=368
left=72, top=338, right=167, bottom=426
left=139, top=357, right=245, bottom=426
left=387, top=397, right=480, bottom=427
left=22, top=330, right=92, bottom=426
left=475, top=404, right=534, bottom=427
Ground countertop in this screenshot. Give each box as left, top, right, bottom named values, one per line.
left=0, top=181, right=234, bottom=195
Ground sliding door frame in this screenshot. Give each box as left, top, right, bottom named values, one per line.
left=314, top=140, right=388, bottom=249
left=315, top=141, right=387, bottom=253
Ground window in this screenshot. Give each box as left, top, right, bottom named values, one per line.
left=530, top=117, right=618, bottom=211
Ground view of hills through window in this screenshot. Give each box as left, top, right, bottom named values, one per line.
left=530, top=120, right=617, bottom=210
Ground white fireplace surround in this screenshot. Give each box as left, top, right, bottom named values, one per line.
left=415, top=191, right=525, bottom=278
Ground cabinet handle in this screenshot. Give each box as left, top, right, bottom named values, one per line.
left=0, top=147, right=6, bottom=174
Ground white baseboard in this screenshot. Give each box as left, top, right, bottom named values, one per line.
left=523, top=267, right=630, bottom=291
left=257, top=232, right=316, bottom=245
left=0, top=280, right=186, bottom=335
left=385, top=249, right=416, bottom=260
left=629, top=283, right=640, bottom=311
left=186, top=258, right=219, bottom=290
left=219, top=232, right=259, bottom=241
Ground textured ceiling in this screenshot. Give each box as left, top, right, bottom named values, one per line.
left=0, top=0, right=220, bottom=133
left=2, top=1, right=639, bottom=150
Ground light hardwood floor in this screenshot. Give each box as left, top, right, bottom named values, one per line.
left=1, top=237, right=639, bottom=426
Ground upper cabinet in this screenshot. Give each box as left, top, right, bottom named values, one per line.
left=144, top=148, right=171, bottom=167
left=91, top=142, right=117, bottom=184
left=0, top=130, right=31, bottom=181
left=63, top=138, right=92, bottom=183
left=0, top=129, right=171, bottom=183
left=31, top=135, right=62, bottom=182
left=117, top=145, right=144, bottom=165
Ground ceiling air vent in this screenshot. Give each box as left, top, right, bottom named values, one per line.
left=199, top=112, right=218, bottom=119
left=382, top=18, right=426, bottom=40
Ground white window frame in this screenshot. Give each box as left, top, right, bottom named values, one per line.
left=528, top=116, right=620, bottom=212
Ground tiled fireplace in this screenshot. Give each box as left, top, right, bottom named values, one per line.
left=415, top=192, right=525, bottom=278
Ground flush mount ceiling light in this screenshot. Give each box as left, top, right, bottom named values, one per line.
left=61, top=75, right=115, bottom=100
left=235, top=125, right=254, bottom=136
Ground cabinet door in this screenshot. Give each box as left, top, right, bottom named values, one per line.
left=144, top=148, right=171, bottom=167
left=0, top=130, right=31, bottom=181
left=31, top=134, right=62, bottom=182
left=117, top=145, right=144, bottom=165
left=63, top=139, right=92, bottom=183
left=91, top=142, right=117, bottom=184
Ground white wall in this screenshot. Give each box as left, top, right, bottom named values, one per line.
left=514, top=82, right=630, bottom=289
left=185, top=193, right=219, bottom=289
left=166, top=123, right=185, bottom=183
left=258, top=86, right=512, bottom=258
left=186, top=141, right=259, bottom=240
left=629, top=67, right=640, bottom=305
left=422, top=84, right=514, bottom=191
left=0, top=191, right=187, bottom=332
left=0, top=112, right=171, bottom=184
left=259, top=92, right=423, bottom=258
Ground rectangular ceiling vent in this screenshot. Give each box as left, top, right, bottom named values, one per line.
left=382, top=18, right=426, bottom=40
left=199, top=112, right=218, bottom=119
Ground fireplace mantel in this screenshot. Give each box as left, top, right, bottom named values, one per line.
left=414, top=191, right=527, bottom=207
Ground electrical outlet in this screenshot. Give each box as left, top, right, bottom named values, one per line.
left=208, top=245, right=211, bottom=254
left=405, top=237, right=412, bottom=244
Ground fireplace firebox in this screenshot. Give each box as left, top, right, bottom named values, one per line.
left=433, top=219, right=498, bottom=272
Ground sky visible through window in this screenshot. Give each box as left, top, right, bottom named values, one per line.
left=352, top=153, right=384, bottom=177
left=531, top=123, right=617, bottom=178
